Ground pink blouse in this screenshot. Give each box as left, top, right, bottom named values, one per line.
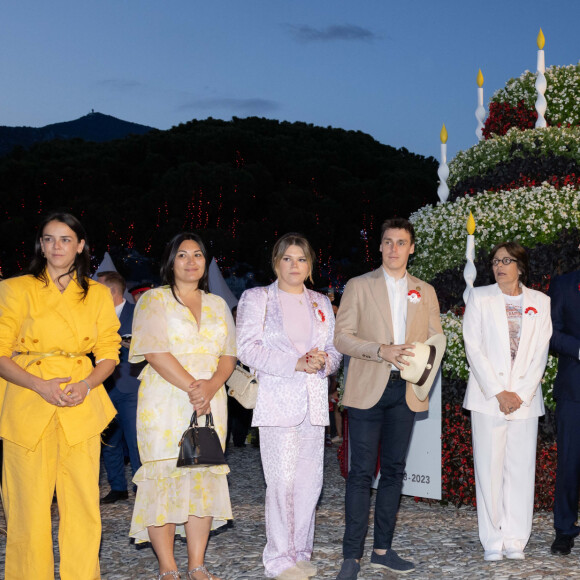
left=278, top=289, right=313, bottom=355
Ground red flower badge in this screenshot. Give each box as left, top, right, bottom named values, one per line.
left=525, top=306, right=539, bottom=317
left=315, top=309, right=326, bottom=322
left=407, top=289, right=421, bottom=304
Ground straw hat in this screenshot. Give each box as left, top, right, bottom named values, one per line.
left=400, top=333, right=447, bottom=401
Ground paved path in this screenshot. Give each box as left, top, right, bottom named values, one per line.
left=0, top=444, right=578, bottom=578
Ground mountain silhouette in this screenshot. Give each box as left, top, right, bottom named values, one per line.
left=0, top=111, right=154, bottom=156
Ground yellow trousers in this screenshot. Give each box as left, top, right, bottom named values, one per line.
left=2, top=415, right=102, bottom=580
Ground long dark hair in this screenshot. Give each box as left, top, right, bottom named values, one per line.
left=28, top=212, right=91, bottom=298
left=160, top=232, right=210, bottom=302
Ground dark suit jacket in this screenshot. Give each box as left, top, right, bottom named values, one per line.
left=549, top=271, right=580, bottom=402
left=105, top=302, right=141, bottom=394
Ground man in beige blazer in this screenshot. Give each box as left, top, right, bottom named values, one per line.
left=334, top=218, right=442, bottom=579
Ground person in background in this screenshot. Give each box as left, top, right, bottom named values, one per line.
left=129, top=232, right=236, bottom=580
left=463, top=242, right=551, bottom=561
left=0, top=212, right=120, bottom=579
left=236, top=232, right=342, bottom=580
left=548, top=246, right=580, bottom=556
left=129, top=281, right=155, bottom=303
left=98, top=270, right=142, bottom=503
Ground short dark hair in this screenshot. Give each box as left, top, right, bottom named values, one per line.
left=160, top=232, right=210, bottom=302
left=490, top=241, right=530, bottom=285
left=29, top=212, right=91, bottom=299
left=98, top=270, right=127, bottom=294
left=271, top=232, right=316, bottom=284
left=380, top=218, right=415, bottom=245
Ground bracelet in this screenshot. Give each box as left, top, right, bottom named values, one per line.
left=377, top=346, right=383, bottom=361
left=80, top=379, right=91, bottom=397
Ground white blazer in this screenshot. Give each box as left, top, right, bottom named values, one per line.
left=462, top=283, right=552, bottom=419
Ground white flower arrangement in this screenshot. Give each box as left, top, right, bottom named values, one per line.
left=409, top=183, right=580, bottom=282
left=449, top=126, right=580, bottom=187
left=490, top=63, right=580, bottom=128
left=440, top=311, right=470, bottom=382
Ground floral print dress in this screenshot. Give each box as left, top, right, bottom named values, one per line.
left=128, top=286, right=236, bottom=542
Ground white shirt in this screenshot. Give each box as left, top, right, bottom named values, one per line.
left=115, top=299, right=126, bottom=320
left=383, top=268, right=408, bottom=345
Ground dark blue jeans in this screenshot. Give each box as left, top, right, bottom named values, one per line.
left=101, top=386, right=141, bottom=491
left=343, top=379, right=416, bottom=558
left=554, top=399, right=580, bottom=537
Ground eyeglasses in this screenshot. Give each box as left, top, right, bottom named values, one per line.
left=491, top=257, right=518, bottom=266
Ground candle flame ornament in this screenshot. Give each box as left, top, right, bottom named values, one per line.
left=437, top=124, right=449, bottom=202
left=466, top=211, right=476, bottom=235
left=475, top=69, right=485, bottom=141
left=463, top=212, right=477, bottom=305
left=535, top=28, right=547, bottom=128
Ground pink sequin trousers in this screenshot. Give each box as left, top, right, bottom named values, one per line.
left=259, top=416, right=324, bottom=577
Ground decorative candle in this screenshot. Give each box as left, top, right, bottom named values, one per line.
left=535, top=28, right=547, bottom=128
left=475, top=69, right=485, bottom=141
left=437, top=124, right=449, bottom=203
left=463, top=211, right=476, bottom=305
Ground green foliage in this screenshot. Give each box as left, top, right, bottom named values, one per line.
left=0, top=117, right=438, bottom=282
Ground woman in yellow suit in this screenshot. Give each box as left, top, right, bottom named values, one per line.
left=0, top=212, right=120, bottom=580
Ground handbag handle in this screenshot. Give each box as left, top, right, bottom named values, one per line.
left=190, top=411, right=214, bottom=428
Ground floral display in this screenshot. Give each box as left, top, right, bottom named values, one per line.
left=448, top=126, right=580, bottom=188
left=409, top=183, right=580, bottom=282
left=441, top=403, right=475, bottom=507
left=439, top=311, right=469, bottom=382
left=486, top=63, right=580, bottom=133
left=412, top=61, right=580, bottom=509
left=482, top=100, right=537, bottom=138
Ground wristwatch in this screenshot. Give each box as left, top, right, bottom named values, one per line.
left=377, top=345, right=383, bottom=361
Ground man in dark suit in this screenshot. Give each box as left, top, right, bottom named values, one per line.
left=549, top=265, right=580, bottom=554
left=98, top=271, right=142, bottom=503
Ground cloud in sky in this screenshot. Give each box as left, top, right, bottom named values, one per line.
left=180, top=97, right=280, bottom=115
left=286, top=24, right=377, bottom=42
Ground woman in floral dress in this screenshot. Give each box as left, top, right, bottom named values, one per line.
left=129, top=232, right=236, bottom=580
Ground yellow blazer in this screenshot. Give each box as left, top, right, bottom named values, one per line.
left=334, top=268, right=443, bottom=412
left=0, top=274, right=119, bottom=450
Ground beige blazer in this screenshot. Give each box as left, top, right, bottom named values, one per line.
left=334, top=267, right=442, bottom=412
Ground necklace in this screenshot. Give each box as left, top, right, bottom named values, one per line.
left=280, top=289, right=305, bottom=305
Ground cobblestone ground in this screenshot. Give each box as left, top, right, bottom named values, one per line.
left=0, top=444, right=578, bottom=579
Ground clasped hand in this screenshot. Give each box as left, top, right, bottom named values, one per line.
left=496, top=390, right=523, bottom=415
left=188, top=379, right=213, bottom=415
left=296, top=348, right=327, bottom=374
left=38, top=376, right=89, bottom=407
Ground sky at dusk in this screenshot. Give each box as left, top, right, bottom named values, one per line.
left=2, top=1, right=579, bottom=160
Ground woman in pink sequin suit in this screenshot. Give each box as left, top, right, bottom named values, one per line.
left=236, top=233, right=342, bottom=580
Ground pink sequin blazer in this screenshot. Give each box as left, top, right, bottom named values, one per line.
left=236, top=281, right=342, bottom=427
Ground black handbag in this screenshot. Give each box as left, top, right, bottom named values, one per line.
left=176, top=411, right=227, bottom=468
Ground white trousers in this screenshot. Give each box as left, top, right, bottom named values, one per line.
left=471, top=411, right=538, bottom=553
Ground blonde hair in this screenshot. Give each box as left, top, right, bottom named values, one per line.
left=271, top=232, right=316, bottom=284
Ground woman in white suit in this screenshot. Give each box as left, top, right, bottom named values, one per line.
left=236, top=233, right=342, bottom=580
left=463, top=241, right=552, bottom=561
